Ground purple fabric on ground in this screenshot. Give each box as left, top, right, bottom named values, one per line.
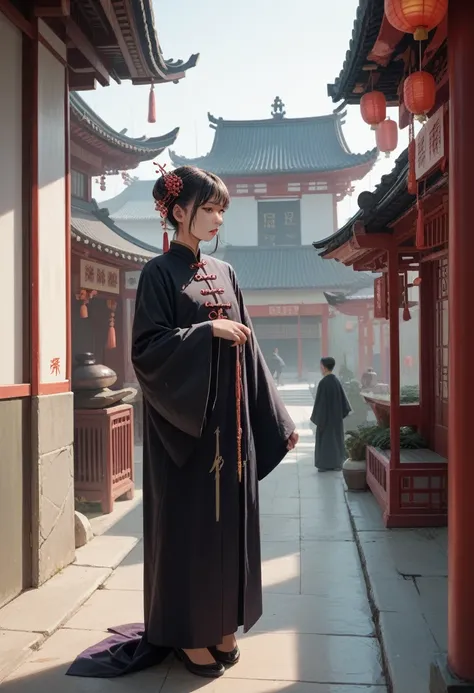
left=66, top=623, right=172, bottom=678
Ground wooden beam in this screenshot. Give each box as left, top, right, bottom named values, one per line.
left=68, top=70, right=96, bottom=91
left=34, top=0, right=70, bottom=17
left=65, top=19, right=110, bottom=87
left=96, top=0, right=139, bottom=79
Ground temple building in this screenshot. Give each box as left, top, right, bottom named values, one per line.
left=0, top=0, right=196, bottom=611
left=102, top=97, right=378, bottom=377
left=314, top=0, right=474, bottom=687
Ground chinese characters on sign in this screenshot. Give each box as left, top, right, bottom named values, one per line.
left=268, top=305, right=300, bottom=316
left=50, top=357, right=61, bottom=377
left=80, top=259, right=120, bottom=295
left=258, top=200, right=301, bottom=246
left=415, top=107, right=444, bottom=181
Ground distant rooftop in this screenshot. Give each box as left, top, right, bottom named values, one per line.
left=70, top=93, right=179, bottom=174
left=169, top=97, right=378, bottom=177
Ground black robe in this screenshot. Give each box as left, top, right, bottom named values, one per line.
left=67, top=241, right=295, bottom=678
left=310, top=373, right=351, bottom=471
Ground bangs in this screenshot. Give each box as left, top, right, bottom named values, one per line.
left=197, top=172, right=230, bottom=210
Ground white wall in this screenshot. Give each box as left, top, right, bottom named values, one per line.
left=0, top=15, right=23, bottom=385
left=224, top=197, right=258, bottom=245
left=301, top=194, right=334, bottom=244
left=38, top=43, right=67, bottom=383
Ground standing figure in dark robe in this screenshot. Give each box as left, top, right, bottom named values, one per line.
left=67, top=166, right=297, bottom=682
left=271, top=347, right=285, bottom=386
left=311, top=356, right=351, bottom=472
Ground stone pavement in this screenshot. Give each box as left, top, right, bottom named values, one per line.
left=346, top=492, right=447, bottom=693
left=1, top=384, right=387, bottom=692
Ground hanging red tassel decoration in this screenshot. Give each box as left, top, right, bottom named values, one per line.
left=403, top=305, right=412, bottom=321
left=407, top=117, right=417, bottom=195
left=76, top=289, right=96, bottom=319
left=162, top=230, right=170, bottom=253
left=80, top=303, right=88, bottom=319
left=415, top=197, right=425, bottom=249
left=106, top=300, right=117, bottom=350
left=148, top=82, right=156, bottom=124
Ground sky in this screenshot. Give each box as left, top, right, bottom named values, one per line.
left=84, top=0, right=409, bottom=226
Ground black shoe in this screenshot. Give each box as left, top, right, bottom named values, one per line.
left=175, top=649, right=225, bottom=678
left=208, top=645, right=240, bottom=666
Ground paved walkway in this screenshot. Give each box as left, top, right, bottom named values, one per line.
left=1, top=385, right=387, bottom=692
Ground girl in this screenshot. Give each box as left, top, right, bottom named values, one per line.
left=68, top=165, right=298, bottom=680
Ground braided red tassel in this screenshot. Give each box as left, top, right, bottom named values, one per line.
left=162, top=231, right=169, bottom=253
left=148, top=83, right=156, bottom=124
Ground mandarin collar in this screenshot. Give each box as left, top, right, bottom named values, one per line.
left=169, top=241, right=201, bottom=263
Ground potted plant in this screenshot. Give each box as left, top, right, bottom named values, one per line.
left=343, top=424, right=378, bottom=490
left=343, top=379, right=369, bottom=430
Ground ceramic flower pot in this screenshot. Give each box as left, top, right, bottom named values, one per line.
left=342, top=458, right=367, bottom=491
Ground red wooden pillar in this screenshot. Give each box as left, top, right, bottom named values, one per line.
left=321, top=305, right=329, bottom=358
left=358, top=316, right=366, bottom=378
left=447, top=1, right=474, bottom=680
left=380, top=321, right=387, bottom=383
left=296, top=315, right=303, bottom=380
left=387, top=247, right=400, bottom=519
left=418, top=262, right=435, bottom=445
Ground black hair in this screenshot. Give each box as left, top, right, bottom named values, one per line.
left=152, top=166, right=230, bottom=235
left=320, top=356, right=336, bottom=371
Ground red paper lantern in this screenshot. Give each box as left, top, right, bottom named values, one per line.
left=403, top=71, right=436, bottom=119
left=385, top=0, right=448, bottom=41
left=360, top=91, right=387, bottom=129
left=375, top=118, right=398, bottom=158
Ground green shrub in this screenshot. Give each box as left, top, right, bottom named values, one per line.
left=400, top=385, right=420, bottom=404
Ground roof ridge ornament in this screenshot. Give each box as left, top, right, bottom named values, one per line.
left=271, top=96, right=286, bottom=119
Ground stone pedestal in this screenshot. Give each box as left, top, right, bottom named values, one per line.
left=31, top=392, right=75, bottom=587
left=431, top=655, right=474, bottom=692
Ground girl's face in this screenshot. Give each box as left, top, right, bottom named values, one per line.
left=175, top=199, right=226, bottom=243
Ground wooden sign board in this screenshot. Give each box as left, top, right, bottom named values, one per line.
left=80, top=259, right=120, bottom=295
left=415, top=107, right=444, bottom=180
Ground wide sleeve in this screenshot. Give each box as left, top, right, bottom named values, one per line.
left=229, top=267, right=295, bottom=481
left=132, top=261, right=214, bottom=444
left=310, top=379, right=328, bottom=428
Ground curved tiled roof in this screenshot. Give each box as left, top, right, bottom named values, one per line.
left=169, top=112, right=377, bottom=176
left=222, top=246, right=372, bottom=291
left=70, top=93, right=179, bottom=157
left=71, top=198, right=159, bottom=264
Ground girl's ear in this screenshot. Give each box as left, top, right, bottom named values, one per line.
left=172, top=203, right=186, bottom=224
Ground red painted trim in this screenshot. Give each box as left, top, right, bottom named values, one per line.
left=0, top=0, right=34, bottom=38
left=0, top=384, right=31, bottom=400
left=30, top=31, right=40, bottom=396
left=38, top=381, right=71, bottom=395
left=387, top=247, right=401, bottom=485
left=65, top=67, right=72, bottom=382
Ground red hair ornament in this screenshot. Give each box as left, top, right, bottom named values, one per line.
left=154, top=162, right=183, bottom=253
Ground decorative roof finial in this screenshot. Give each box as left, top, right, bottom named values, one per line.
left=271, top=96, right=286, bottom=119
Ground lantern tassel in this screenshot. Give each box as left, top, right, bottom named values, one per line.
left=107, top=325, right=116, bottom=350
left=407, top=120, right=417, bottom=195
left=403, top=305, right=412, bottom=322
left=80, top=303, right=88, bottom=319
left=148, top=82, right=156, bottom=124
left=162, top=230, right=170, bottom=253
left=416, top=198, right=425, bottom=249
